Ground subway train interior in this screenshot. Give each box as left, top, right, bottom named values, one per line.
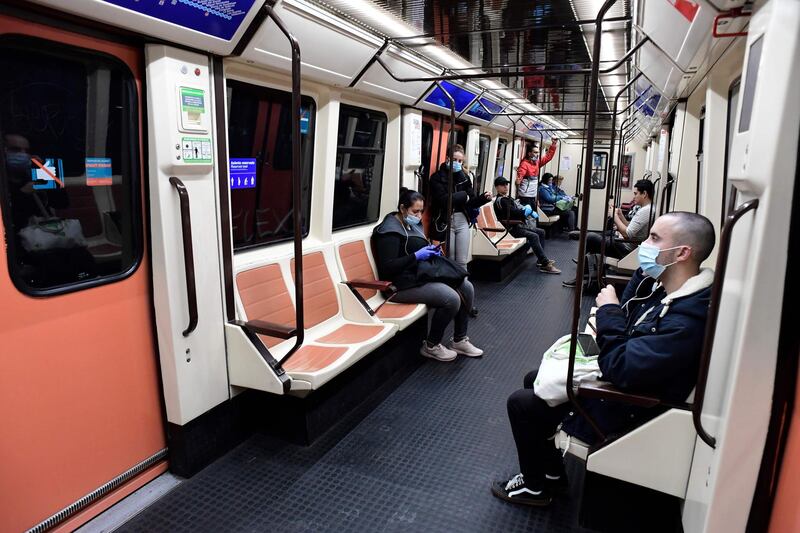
left=1, top=0, right=799, bottom=531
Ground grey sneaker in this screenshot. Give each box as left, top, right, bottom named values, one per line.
left=539, top=262, right=561, bottom=274
left=448, top=337, right=484, bottom=357
left=420, top=341, right=458, bottom=362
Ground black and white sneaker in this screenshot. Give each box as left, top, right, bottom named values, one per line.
left=491, top=474, right=552, bottom=507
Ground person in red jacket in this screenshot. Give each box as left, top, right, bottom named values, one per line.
left=516, top=140, right=558, bottom=208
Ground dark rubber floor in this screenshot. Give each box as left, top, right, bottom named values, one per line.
left=120, top=237, right=597, bottom=533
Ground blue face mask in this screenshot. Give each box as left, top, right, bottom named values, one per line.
left=451, top=161, right=462, bottom=173
left=5, top=152, right=30, bottom=173
left=638, top=243, right=681, bottom=279
left=404, top=214, right=421, bottom=226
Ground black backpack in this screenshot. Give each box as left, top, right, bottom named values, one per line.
left=582, top=253, right=602, bottom=294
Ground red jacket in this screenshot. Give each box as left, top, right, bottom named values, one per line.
left=516, top=141, right=557, bottom=190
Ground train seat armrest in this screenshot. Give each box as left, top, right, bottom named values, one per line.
left=499, top=219, right=523, bottom=226
left=232, top=319, right=297, bottom=339
left=346, top=279, right=395, bottom=292
left=577, top=382, right=661, bottom=408
left=481, top=227, right=507, bottom=233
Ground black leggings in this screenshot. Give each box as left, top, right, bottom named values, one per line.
left=507, top=370, right=570, bottom=488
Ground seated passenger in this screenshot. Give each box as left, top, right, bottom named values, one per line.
left=373, top=188, right=484, bottom=362
left=538, top=173, right=576, bottom=232
left=492, top=212, right=716, bottom=506
left=562, top=178, right=654, bottom=288
left=492, top=177, right=560, bottom=274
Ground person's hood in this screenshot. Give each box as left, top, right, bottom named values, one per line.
left=374, top=212, right=427, bottom=239
left=654, top=268, right=715, bottom=320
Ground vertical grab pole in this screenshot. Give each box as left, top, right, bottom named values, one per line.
left=566, top=0, right=618, bottom=441
left=600, top=71, right=643, bottom=273
left=266, top=6, right=305, bottom=368
left=434, top=81, right=457, bottom=254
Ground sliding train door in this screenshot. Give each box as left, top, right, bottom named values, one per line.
left=0, top=14, right=165, bottom=532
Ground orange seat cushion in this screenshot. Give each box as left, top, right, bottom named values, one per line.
left=315, top=323, right=385, bottom=344
left=338, top=240, right=378, bottom=299
left=237, top=263, right=295, bottom=348
left=291, top=252, right=339, bottom=328
left=375, top=302, right=419, bottom=319
left=282, top=344, right=348, bottom=373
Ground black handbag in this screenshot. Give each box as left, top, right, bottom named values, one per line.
left=414, top=254, right=468, bottom=288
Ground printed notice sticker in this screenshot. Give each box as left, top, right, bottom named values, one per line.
left=300, top=107, right=310, bottom=135
left=181, top=137, right=212, bottom=164
left=86, top=157, right=113, bottom=186
left=230, top=158, right=257, bottom=189
left=31, top=158, right=64, bottom=190
left=180, top=87, right=206, bottom=130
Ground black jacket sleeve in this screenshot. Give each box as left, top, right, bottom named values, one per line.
left=429, top=172, right=450, bottom=211
left=374, top=233, right=416, bottom=280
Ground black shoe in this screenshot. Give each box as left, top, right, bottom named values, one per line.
left=469, top=307, right=478, bottom=318
left=491, top=474, right=552, bottom=507
left=562, top=278, right=577, bottom=288
left=545, top=474, right=569, bottom=495
left=568, top=230, right=580, bottom=240
left=571, top=258, right=578, bottom=265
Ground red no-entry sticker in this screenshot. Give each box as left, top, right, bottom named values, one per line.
left=667, top=0, right=700, bottom=23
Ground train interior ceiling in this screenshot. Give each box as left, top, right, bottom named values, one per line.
left=1, top=0, right=799, bottom=531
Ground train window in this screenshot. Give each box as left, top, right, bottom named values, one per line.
left=333, top=105, right=387, bottom=230
left=474, top=134, right=491, bottom=194
left=738, top=35, right=764, bottom=133
left=226, top=80, right=315, bottom=250
left=496, top=139, right=508, bottom=178
left=0, top=37, right=141, bottom=295
left=590, top=151, right=608, bottom=189
left=420, top=121, right=433, bottom=192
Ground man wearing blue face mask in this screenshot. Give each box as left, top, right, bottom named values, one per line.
left=493, top=212, right=716, bottom=507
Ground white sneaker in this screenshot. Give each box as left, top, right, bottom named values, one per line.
left=420, top=341, right=458, bottom=362
left=448, top=337, right=484, bottom=357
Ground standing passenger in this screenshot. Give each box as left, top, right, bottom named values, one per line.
left=429, top=144, right=491, bottom=270
left=373, top=189, right=484, bottom=362
left=516, top=139, right=558, bottom=208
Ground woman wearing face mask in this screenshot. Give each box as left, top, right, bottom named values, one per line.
left=373, top=188, right=483, bottom=362
left=428, top=144, right=491, bottom=269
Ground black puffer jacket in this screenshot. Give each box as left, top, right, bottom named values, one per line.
left=428, top=163, right=489, bottom=241
left=372, top=212, right=428, bottom=290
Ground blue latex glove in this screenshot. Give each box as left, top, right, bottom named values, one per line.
left=522, top=205, right=533, bottom=217
left=531, top=210, right=539, bottom=220
left=414, top=245, right=439, bottom=261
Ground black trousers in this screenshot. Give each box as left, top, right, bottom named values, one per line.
left=585, top=231, right=633, bottom=260
left=507, top=370, right=570, bottom=488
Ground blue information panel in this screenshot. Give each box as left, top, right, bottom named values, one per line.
left=230, top=158, right=257, bottom=189
left=101, top=0, right=258, bottom=41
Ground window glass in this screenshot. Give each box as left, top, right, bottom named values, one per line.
left=495, top=138, right=508, bottom=178
left=333, top=105, right=387, bottom=230
left=226, top=80, right=315, bottom=250
left=0, top=37, right=141, bottom=294
left=590, top=151, right=608, bottom=189
left=474, top=134, right=491, bottom=195
left=420, top=121, right=433, bottom=192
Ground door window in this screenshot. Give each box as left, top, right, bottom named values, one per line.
left=474, top=134, right=491, bottom=195
left=0, top=36, right=141, bottom=294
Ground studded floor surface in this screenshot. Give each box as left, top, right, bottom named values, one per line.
left=119, top=237, right=597, bottom=533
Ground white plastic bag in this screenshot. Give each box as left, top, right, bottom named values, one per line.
left=19, top=216, right=87, bottom=252
left=533, top=334, right=602, bottom=407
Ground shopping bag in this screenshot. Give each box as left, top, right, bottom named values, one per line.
left=533, top=334, right=602, bottom=406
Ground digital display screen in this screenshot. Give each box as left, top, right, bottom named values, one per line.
left=466, top=98, right=503, bottom=121
left=424, top=81, right=477, bottom=113
left=101, top=0, right=257, bottom=41
left=739, top=35, right=764, bottom=133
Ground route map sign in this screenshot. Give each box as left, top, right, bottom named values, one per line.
left=101, top=0, right=258, bottom=41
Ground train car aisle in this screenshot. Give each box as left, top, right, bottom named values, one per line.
left=117, top=238, right=595, bottom=533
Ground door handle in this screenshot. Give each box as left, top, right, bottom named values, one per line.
left=170, top=177, right=198, bottom=337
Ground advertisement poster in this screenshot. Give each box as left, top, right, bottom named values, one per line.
left=621, top=154, right=634, bottom=188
